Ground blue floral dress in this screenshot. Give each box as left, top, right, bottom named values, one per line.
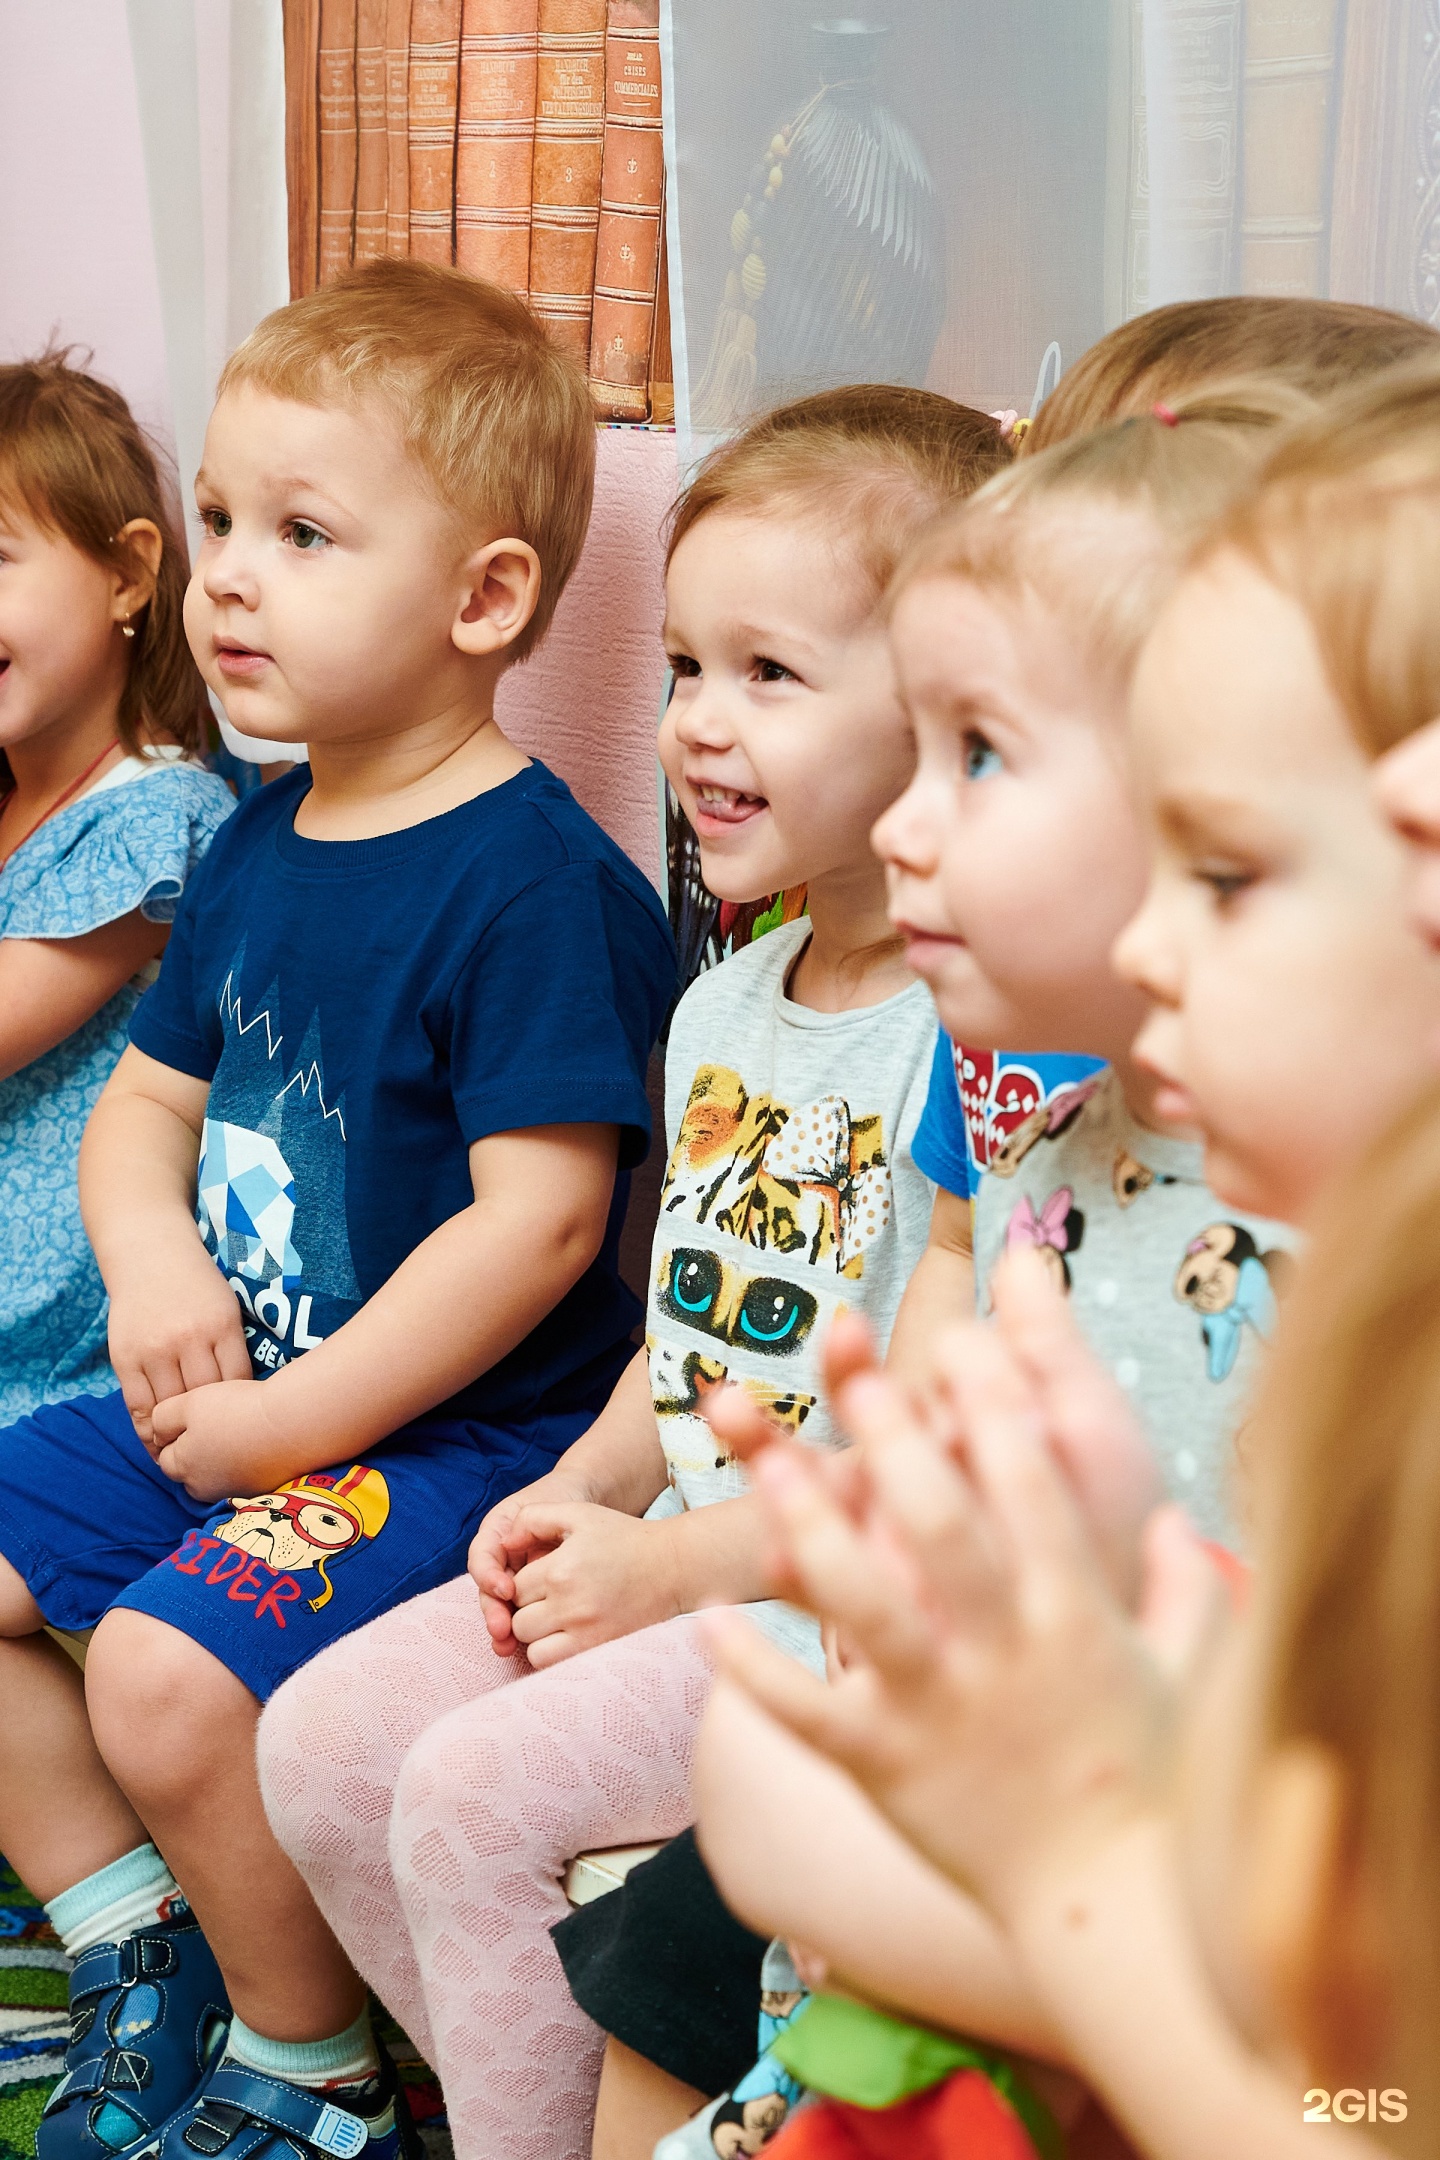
left=0, top=755, right=233, bottom=1420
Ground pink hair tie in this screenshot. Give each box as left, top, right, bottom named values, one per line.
left=1153, top=401, right=1179, bottom=428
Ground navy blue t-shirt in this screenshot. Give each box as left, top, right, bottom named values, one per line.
left=130, top=761, right=676, bottom=1423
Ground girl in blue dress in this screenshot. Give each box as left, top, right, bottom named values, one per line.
left=0, top=352, right=233, bottom=1418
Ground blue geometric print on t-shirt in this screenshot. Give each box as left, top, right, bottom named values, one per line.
left=198, top=958, right=361, bottom=1375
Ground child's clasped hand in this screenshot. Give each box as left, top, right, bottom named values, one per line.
left=469, top=1484, right=684, bottom=1667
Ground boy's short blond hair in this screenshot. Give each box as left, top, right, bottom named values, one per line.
left=218, top=259, right=595, bottom=661
left=893, top=378, right=1313, bottom=694
left=1208, top=358, right=1440, bottom=756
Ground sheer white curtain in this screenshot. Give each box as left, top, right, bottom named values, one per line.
left=660, top=0, right=1440, bottom=462
left=125, top=0, right=296, bottom=759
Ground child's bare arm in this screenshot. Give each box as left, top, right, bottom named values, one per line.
left=0, top=916, right=168, bottom=1082
left=1004, top=1818, right=1377, bottom=2160
left=148, top=1120, right=622, bottom=1499
left=694, top=1675, right=1067, bottom=2061
left=80, top=1044, right=251, bottom=1442
left=884, top=1186, right=974, bottom=1381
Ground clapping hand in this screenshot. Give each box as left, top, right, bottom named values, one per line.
left=701, top=1249, right=1227, bottom=1924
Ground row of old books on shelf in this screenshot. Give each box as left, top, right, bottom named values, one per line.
left=282, top=0, right=672, bottom=423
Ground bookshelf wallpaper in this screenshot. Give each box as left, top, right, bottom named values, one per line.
left=282, top=0, right=672, bottom=423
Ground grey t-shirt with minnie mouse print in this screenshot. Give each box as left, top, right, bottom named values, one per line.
left=971, top=1064, right=1295, bottom=1546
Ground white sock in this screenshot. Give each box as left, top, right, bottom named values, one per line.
left=224, top=2011, right=380, bottom=2093
left=45, top=1843, right=185, bottom=1958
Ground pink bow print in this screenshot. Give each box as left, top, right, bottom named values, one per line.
left=1007, top=1187, right=1074, bottom=1255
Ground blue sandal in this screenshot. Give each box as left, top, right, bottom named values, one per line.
left=39, top=1915, right=231, bottom=2160
left=149, top=2053, right=420, bottom=2160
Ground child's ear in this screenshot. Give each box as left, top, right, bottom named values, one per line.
left=453, top=538, right=542, bottom=659
left=1243, top=1740, right=1388, bottom=2085
left=114, top=517, right=163, bottom=623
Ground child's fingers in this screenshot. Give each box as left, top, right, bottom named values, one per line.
left=749, top=1445, right=938, bottom=1681
left=508, top=1587, right=556, bottom=1642
left=177, top=1343, right=226, bottom=1394
left=1136, top=1506, right=1230, bottom=1681
left=215, top=1327, right=255, bottom=1385
left=841, top=1363, right=1014, bottom=1634
left=699, top=1607, right=876, bottom=1772
left=937, top=1323, right=1106, bottom=1624
left=989, top=1249, right=1161, bottom=1599
left=503, top=1501, right=579, bottom=1551
left=120, top=1374, right=158, bottom=1448
left=467, top=1541, right=516, bottom=1602
left=477, top=1590, right=522, bottom=1655
left=819, top=1307, right=880, bottom=1403
left=140, top=1353, right=186, bottom=1417
left=705, top=1383, right=790, bottom=1464
left=522, top=1628, right=585, bottom=1670
left=151, top=1393, right=190, bottom=1448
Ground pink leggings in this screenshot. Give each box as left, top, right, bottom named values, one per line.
left=257, top=1579, right=711, bottom=2160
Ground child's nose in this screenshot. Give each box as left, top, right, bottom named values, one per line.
left=1374, top=717, right=1440, bottom=849
left=871, top=773, right=935, bottom=874
left=671, top=681, right=735, bottom=751
left=201, top=538, right=260, bottom=609
left=1111, top=886, right=1178, bottom=1003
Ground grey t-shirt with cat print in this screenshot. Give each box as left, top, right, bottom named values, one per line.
left=972, top=1065, right=1294, bottom=1545
left=643, top=918, right=937, bottom=1663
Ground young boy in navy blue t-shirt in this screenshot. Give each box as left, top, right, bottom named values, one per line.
left=0, top=261, right=674, bottom=2160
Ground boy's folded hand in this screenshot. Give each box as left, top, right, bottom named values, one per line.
left=503, top=1501, right=681, bottom=1669
left=109, top=1241, right=251, bottom=1449
left=148, top=1377, right=280, bottom=1504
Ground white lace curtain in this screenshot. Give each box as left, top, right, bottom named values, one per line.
left=660, top=0, right=1440, bottom=455
left=120, top=0, right=289, bottom=550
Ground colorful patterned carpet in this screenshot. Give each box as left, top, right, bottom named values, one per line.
left=0, top=1863, right=67, bottom=2160
left=0, top=1862, right=450, bottom=2160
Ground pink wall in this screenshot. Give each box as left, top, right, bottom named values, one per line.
left=0, top=1, right=171, bottom=441
left=500, top=428, right=676, bottom=889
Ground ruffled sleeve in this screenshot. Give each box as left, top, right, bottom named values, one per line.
left=0, top=764, right=234, bottom=939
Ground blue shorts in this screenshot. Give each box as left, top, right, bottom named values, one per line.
left=0, top=1389, right=592, bottom=1700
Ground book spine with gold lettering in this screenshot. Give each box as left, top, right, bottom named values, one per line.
left=384, top=0, right=412, bottom=254
left=1240, top=0, right=1343, bottom=296
left=318, top=0, right=359, bottom=283
left=588, top=0, right=662, bottom=418
left=408, top=0, right=462, bottom=261
left=284, top=0, right=322, bottom=296
left=354, top=0, right=390, bottom=261
left=455, top=0, right=540, bottom=294
left=528, top=0, right=607, bottom=359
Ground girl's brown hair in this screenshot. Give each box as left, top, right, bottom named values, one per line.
left=1022, top=296, right=1439, bottom=457
left=1206, top=358, right=1440, bottom=757
left=1248, top=1079, right=1440, bottom=2126
left=667, top=384, right=1014, bottom=600
left=0, top=350, right=208, bottom=761
left=893, top=378, right=1314, bottom=695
